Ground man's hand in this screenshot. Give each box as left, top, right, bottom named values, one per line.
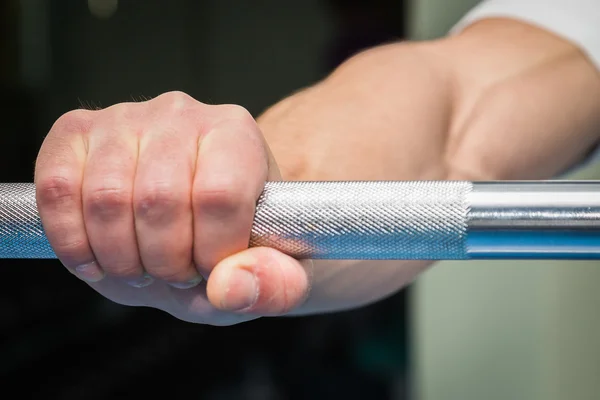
left=35, top=92, right=312, bottom=325
left=35, top=18, right=600, bottom=324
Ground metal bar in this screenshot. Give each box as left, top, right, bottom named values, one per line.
left=467, top=182, right=600, bottom=258
left=0, top=181, right=598, bottom=260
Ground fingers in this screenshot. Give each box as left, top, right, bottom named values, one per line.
left=192, top=105, right=270, bottom=277
left=133, top=117, right=202, bottom=288
left=35, top=110, right=105, bottom=282
left=82, top=112, right=145, bottom=286
left=206, top=247, right=313, bottom=315
left=37, top=94, right=275, bottom=309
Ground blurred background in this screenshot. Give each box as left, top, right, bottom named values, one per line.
left=2, top=1, right=600, bottom=399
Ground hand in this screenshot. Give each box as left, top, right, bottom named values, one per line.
left=35, top=19, right=600, bottom=323
left=35, top=91, right=312, bottom=325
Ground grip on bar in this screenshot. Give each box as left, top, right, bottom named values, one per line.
left=2, top=181, right=600, bottom=260
left=0, top=181, right=471, bottom=260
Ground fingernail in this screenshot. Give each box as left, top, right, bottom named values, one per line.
left=169, top=275, right=203, bottom=290
left=75, top=262, right=105, bottom=283
left=126, top=274, right=154, bottom=288
left=221, top=268, right=258, bottom=311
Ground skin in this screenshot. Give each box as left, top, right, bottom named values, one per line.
left=35, top=18, right=600, bottom=325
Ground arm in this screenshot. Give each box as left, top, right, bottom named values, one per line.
left=256, top=17, right=600, bottom=315
left=35, top=6, right=600, bottom=325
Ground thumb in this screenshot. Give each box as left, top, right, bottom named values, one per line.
left=206, top=247, right=313, bottom=315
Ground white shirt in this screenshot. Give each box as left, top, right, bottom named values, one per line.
left=453, top=0, right=600, bottom=170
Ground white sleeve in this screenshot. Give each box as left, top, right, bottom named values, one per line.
left=451, top=0, right=600, bottom=173
left=451, top=0, right=600, bottom=70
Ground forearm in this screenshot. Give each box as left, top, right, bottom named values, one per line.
left=258, top=18, right=600, bottom=315
left=258, top=42, right=452, bottom=314
left=259, top=41, right=454, bottom=182
left=262, top=19, right=600, bottom=181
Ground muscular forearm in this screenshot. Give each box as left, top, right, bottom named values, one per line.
left=262, top=18, right=600, bottom=182
left=258, top=41, right=453, bottom=314
left=258, top=18, right=600, bottom=315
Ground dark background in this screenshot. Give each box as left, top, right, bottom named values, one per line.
left=1, top=1, right=411, bottom=398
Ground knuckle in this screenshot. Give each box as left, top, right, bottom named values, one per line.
left=110, top=100, right=145, bottom=122
left=51, top=109, right=93, bottom=137
left=193, top=181, right=248, bottom=217
left=85, top=186, right=132, bottom=221
left=134, top=184, right=186, bottom=224
left=219, top=104, right=254, bottom=124
left=160, top=90, right=195, bottom=111
left=37, top=176, right=79, bottom=208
